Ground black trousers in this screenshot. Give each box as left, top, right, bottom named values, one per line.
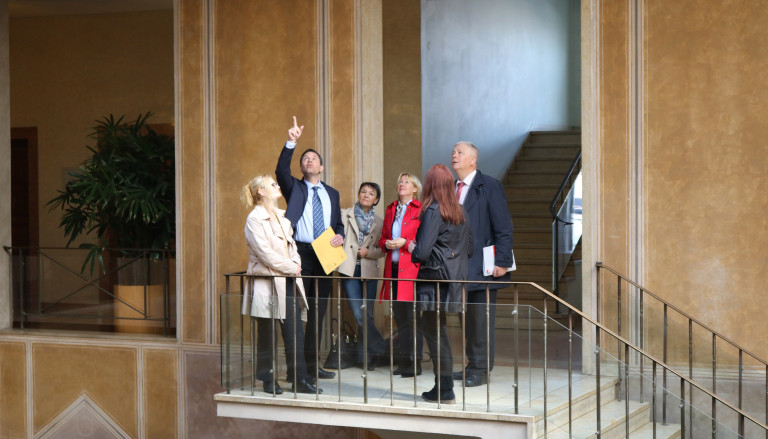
left=422, top=310, right=453, bottom=388
left=391, top=262, right=423, bottom=369
left=255, top=278, right=307, bottom=381
left=463, top=288, right=497, bottom=374
left=297, top=243, right=333, bottom=371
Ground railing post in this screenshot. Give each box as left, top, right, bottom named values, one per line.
left=292, top=278, right=298, bottom=398
left=486, top=284, right=491, bottom=412
left=250, top=315, right=256, bottom=396
left=513, top=284, right=519, bottom=415
left=223, top=292, right=230, bottom=394
left=462, top=284, right=467, bottom=411
left=739, top=349, right=744, bottom=438
left=162, top=251, right=169, bottom=336
left=271, top=278, right=278, bottom=397
left=652, top=361, right=657, bottom=439
left=568, top=308, right=573, bottom=437
left=625, top=343, right=630, bottom=438
left=389, top=284, right=394, bottom=406
left=596, top=325, right=602, bottom=438
left=712, top=334, right=717, bottom=431
left=617, top=276, right=622, bottom=401
left=362, top=278, right=369, bottom=404
left=639, top=288, right=644, bottom=403
left=437, top=282, right=442, bottom=408
left=240, top=275, right=245, bottom=389
left=663, top=304, right=668, bottom=424
left=543, top=293, right=548, bottom=435
left=680, top=377, right=686, bottom=438
left=413, top=282, right=418, bottom=407
left=336, top=279, right=342, bottom=402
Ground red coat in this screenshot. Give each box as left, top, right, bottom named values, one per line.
left=379, top=199, right=422, bottom=301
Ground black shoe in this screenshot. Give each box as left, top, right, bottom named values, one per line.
left=308, top=367, right=335, bottom=379
left=285, top=374, right=316, bottom=384
left=262, top=380, right=283, bottom=395
left=291, top=379, right=323, bottom=394
left=462, top=373, right=488, bottom=387
left=399, top=363, right=422, bottom=378
left=357, top=362, right=376, bottom=371
left=452, top=371, right=465, bottom=381
left=422, top=385, right=456, bottom=404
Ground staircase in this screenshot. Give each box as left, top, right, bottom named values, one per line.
left=531, top=376, right=681, bottom=438
left=500, top=130, right=581, bottom=313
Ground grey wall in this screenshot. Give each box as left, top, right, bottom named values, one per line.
left=421, top=0, right=579, bottom=179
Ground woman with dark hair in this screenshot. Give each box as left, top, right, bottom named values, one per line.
left=379, top=172, right=424, bottom=377
left=410, top=164, right=473, bottom=404
left=338, top=182, right=386, bottom=369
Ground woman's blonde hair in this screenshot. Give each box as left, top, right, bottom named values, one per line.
left=397, top=172, right=422, bottom=200
left=241, top=175, right=278, bottom=210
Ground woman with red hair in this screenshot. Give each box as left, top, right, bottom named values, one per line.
left=410, top=164, right=473, bottom=404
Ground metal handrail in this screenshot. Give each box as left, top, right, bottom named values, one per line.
left=597, top=262, right=768, bottom=367
left=549, top=151, right=582, bottom=220
left=4, top=246, right=174, bottom=335
left=597, top=261, right=768, bottom=437
left=221, top=271, right=768, bottom=435
left=550, top=151, right=582, bottom=295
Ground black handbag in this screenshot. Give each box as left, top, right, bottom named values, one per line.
left=323, top=318, right=358, bottom=370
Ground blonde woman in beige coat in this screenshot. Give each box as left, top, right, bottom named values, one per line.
left=241, top=175, right=321, bottom=395
left=337, top=182, right=387, bottom=369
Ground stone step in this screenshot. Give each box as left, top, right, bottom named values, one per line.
left=506, top=171, right=567, bottom=185
left=507, top=199, right=551, bottom=213
left=509, top=212, right=552, bottom=228
left=513, top=244, right=551, bottom=260
left=542, top=399, right=652, bottom=439
left=514, top=227, right=552, bottom=245
left=527, top=130, right=582, bottom=145
left=531, top=377, right=619, bottom=436
left=505, top=184, right=560, bottom=199
left=520, top=144, right=581, bottom=158
left=512, top=156, right=575, bottom=172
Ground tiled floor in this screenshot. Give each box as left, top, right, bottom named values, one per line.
left=222, top=362, right=592, bottom=416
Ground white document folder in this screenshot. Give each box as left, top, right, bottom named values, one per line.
left=483, top=245, right=516, bottom=276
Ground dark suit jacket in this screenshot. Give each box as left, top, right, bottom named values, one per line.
left=275, top=145, right=344, bottom=241
left=462, top=170, right=514, bottom=291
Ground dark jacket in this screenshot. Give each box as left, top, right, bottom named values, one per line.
left=411, top=203, right=473, bottom=313
left=275, top=144, right=345, bottom=240
left=462, top=170, right=514, bottom=291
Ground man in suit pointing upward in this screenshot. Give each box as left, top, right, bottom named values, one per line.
left=275, top=116, right=345, bottom=387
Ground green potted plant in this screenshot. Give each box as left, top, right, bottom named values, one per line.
left=47, top=112, right=175, bottom=333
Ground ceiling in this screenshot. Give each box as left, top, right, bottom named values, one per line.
left=9, top=0, right=173, bottom=17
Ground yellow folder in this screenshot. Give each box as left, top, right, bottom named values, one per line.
left=311, top=228, right=347, bottom=274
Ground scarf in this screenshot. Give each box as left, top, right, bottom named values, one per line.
left=354, top=202, right=376, bottom=247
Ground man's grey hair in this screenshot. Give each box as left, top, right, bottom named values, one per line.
left=453, top=141, right=479, bottom=158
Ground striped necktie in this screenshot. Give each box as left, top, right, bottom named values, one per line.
left=312, top=186, right=324, bottom=239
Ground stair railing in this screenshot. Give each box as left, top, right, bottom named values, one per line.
left=221, top=271, right=767, bottom=437
left=597, top=261, right=768, bottom=437
left=550, top=151, right=582, bottom=295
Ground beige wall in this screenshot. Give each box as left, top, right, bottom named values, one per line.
left=382, top=0, right=421, bottom=205
left=593, top=0, right=768, bottom=363
left=9, top=10, right=174, bottom=248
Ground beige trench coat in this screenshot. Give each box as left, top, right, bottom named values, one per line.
left=336, top=207, right=385, bottom=278
left=241, top=205, right=307, bottom=320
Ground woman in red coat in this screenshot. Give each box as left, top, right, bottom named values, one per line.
left=379, top=172, right=423, bottom=377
